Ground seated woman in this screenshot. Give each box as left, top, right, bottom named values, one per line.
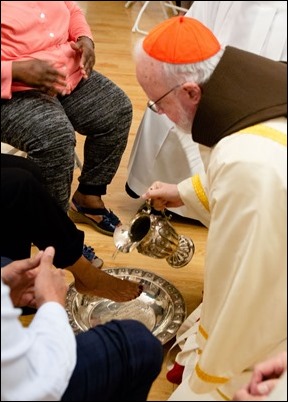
left=1, top=1, right=131, bottom=236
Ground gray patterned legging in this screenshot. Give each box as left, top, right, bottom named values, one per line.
left=1, top=70, right=132, bottom=211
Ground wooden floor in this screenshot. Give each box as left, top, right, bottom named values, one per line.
left=28, top=2, right=208, bottom=400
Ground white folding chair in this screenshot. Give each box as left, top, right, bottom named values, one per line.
left=125, top=1, right=188, bottom=35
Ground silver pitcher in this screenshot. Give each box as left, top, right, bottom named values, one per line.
left=113, top=201, right=195, bottom=268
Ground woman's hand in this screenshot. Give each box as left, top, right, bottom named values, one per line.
left=70, top=36, right=95, bottom=79
left=12, top=59, right=67, bottom=95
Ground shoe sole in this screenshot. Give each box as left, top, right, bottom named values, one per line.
left=91, top=257, right=104, bottom=269
left=69, top=208, right=114, bottom=237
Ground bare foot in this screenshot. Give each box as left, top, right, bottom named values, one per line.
left=75, top=270, right=142, bottom=301
left=67, top=256, right=142, bottom=302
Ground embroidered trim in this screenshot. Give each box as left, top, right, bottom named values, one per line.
left=199, top=324, right=208, bottom=340
left=195, top=363, right=229, bottom=384
left=192, top=174, right=210, bottom=211
left=239, top=124, right=287, bottom=146
left=216, top=388, right=230, bottom=401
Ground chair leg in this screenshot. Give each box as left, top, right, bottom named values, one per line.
left=162, top=1, right=189, bottom=15
left=126, top=1, right=188, bottom=36
left=74, top=151, right=83, bottom=170
left=1, top=143, right=27, bottom=157
left=125, top=1, right=135, bottom=8
left=160, top=1, right=171, bottom=18
left=131, top=1, right=151, bottom=35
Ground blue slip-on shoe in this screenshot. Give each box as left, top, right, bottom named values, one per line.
left=82, top=244, right=103, bottom=269
left=69, top=198, right=121, bottom=237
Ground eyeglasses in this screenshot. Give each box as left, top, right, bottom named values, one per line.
left=147, top=83, right=183, bottom=113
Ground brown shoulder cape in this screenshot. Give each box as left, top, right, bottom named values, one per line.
left=192, top=46, right=287, bottom=147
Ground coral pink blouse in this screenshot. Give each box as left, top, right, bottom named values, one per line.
left=1, top=1, right=93, bottom=98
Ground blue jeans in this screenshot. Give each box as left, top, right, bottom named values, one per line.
left=61, top=319, right=163, bottom=401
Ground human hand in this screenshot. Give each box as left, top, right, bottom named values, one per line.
left=34, top=246, right=68, bottom=309
left=142, top=181, right=184, bottom=210
left=233, top=351, right=287, bottom=401
left=1, top=251, right=43, bottom=307
left=12, top=59, right=67, bottom=95
left=70, top=37, right=95, bottom=79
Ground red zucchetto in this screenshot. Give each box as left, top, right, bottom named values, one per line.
left=143, top=16, right=221, bottom=64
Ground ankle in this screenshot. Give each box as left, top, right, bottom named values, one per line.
left=66, top=256, right=92, bottom=281
left=72, top=192, right=104, bottom=209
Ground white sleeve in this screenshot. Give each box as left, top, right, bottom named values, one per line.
left=1, top=279, right=77, bottom=401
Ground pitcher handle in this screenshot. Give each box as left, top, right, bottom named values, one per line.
left=145, top=199, right=171, bottom=220
left=145, top=198, right=152, bottom=214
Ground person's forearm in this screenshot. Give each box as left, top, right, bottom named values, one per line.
left=11, top=60, right=23, bottom=81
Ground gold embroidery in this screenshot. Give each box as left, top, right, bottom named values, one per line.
left=195, top=363, right=229, bottom=384
left=192, top=174, right=210, bottom=211
left=216, top=388, right=231, bottom=401
left=239, top=124, right=287, bottom=146
left=199, top=324, right=208, bottom=339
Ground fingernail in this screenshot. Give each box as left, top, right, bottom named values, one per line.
left=258, top=383, right=270, bottom=395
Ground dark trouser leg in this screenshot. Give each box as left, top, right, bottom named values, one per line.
left=60, top=71, right=132, bottom=195
left=1, top=156, right=83, bottom=267
left=1, top=71, right=132, bottom=208
left=61, top=320, right=163, bottom=401
left=1, top=92, right=75, bottom=211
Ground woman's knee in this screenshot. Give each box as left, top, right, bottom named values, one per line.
left=25, top=124, right=75, bottom=172
left=2, top=93, right=75, bottom=153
